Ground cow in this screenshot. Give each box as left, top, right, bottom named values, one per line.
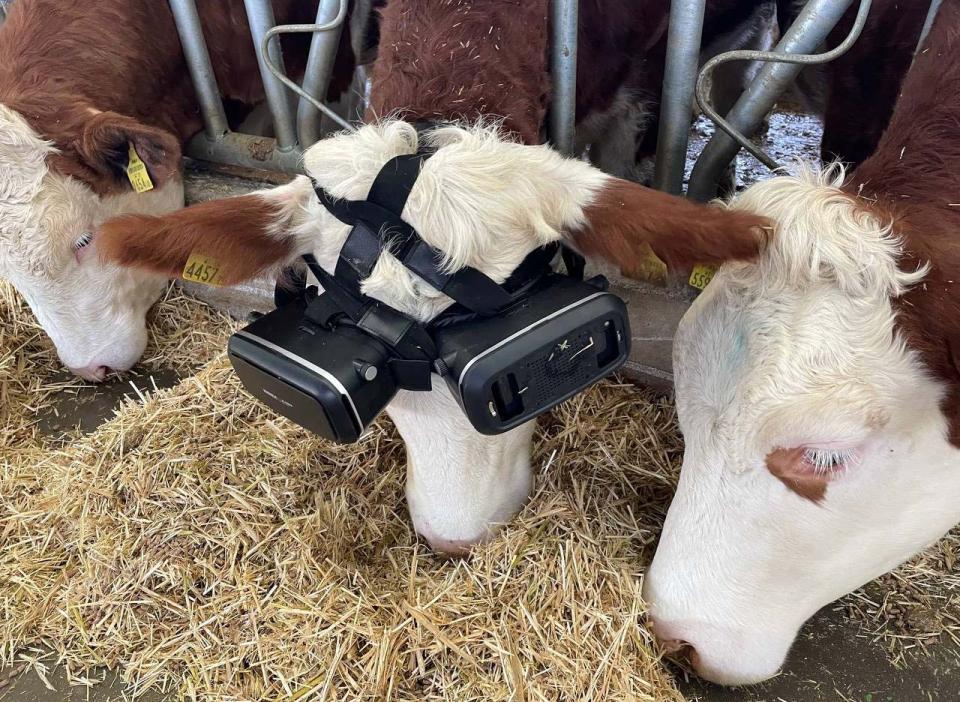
left=91, top=125, right=768, bottom=555
left=642, top=0, right=960, bottom=685
left=360, top=0, right=777, bottom=182
left=782, top=0, right=931, bottom=168
left=0, top=0, right=355, bottom=381
left=89, top=0, right=773, bottom=556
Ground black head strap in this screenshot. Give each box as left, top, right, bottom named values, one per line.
left=315, top=152, right=515, bottom=315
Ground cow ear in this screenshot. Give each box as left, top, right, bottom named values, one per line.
left=96, top=192, right=297, bottom=286
left=570, top=178, right=773, bottom=277
left=77, top=111, right=181, bottom=190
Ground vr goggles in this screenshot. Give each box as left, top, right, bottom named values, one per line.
left=228, top=147, right=631, bottom=443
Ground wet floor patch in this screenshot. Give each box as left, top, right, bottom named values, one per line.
left=36, top=368, right=184, bottom=437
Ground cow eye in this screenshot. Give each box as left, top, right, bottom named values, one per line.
left=74, top=231, right=93, bottom=251
left=801, top=448, right=858, bottom=474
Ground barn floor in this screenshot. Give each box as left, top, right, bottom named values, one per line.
left=4, top=108, right=959, bottom=701
left=4, top=373, right=959, bottom=702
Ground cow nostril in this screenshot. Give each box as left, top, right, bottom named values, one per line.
left=424, top=536, right=476, bottom=558
left=69, top=365, right=111, bottom=383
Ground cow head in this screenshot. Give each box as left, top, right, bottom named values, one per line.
left=0, top=102, right=182, bottom=381
left=96, top=120, right=768, bottom=554
left=643, top=166, right=960, bottom=685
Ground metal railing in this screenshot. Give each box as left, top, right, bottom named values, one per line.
left=169, top=0, right=581, bottom=173
left=657, top=0, right=942, bottom=201
left=651, top=0, right=707, bottom=195
left=168, top=0, right=350, bottom=174
left=686, top=0, right=870, bottom=200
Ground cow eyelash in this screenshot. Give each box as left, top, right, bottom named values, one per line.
left=801, top=448, right=858, bottom=474
left=74, top=232, right=93, bottom=250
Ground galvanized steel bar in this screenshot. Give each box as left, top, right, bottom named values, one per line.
left=185, top=131, right=303, bottom=174
left=168, top=0, right=230, bottom=140
left=687, top=0, right=859, bottom=201
left=693, top=0, right=870, bottom=175
left=915, top=0, right=944, bottom=60
left=244, top=0, right=299, bottom=150
left=297, top=0, right=348, bottom=146
left=264, top=25, right=356, bottom=132
left=549, top=0, right=579, bottom=155
left=652, top=0, right=707, bottom=195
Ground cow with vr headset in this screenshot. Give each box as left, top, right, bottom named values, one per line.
left=90, top=0, right=770, bottom=555
left=94, top=120, right=768, bottom=555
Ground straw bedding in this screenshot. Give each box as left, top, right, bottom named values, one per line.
left=1, top=279, right=959, bottom=700
left=1, top=280, right=686, bottom=700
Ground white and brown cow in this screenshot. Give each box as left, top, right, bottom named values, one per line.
left=88, top=0, right=773, bottom=555
left=0, top=0, right=353, bottom=381
left=644, top=0, right=960, bottom=685
left=92, top=120, right=768, bottom=554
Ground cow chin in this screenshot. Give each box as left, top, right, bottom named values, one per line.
left=388, top=381, right=535, bottom=556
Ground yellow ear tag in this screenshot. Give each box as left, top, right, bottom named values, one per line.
left=182, top=253, right=226, bottom=287
left=689, top=264, right=719, bottom=291
left=638, top=246, right=668, bottom=284
left=126, top=143, right=154, bottom=194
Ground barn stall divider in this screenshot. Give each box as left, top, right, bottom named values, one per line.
left=165, top=0, right=937, bottom=390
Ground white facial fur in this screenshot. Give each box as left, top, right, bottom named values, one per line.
left=271, top=121, right=609, bottom=552
left=643, top=166, right=960, bottom=685
left=0, top=105, right=179, bottom=377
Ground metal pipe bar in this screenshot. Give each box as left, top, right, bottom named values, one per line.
left=694, top=0, right=870, bottom=174
left=687, top=0, right=861, bottom=201
left=244, top=0, right=299, bottom=150
left=297, top=0, right=348, bottom=146
left=652, top=0, right=707, bottom=195
left=185, top=131, right=303, bottom=174
left=167, top=0, right=230, bottom=140
left=549, top=0, right=579, bottom=155
left=263, top=23, right=356, bottom=132
left=914, top=0, right=944, bottom=61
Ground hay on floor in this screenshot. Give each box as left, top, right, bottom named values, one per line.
left=0, top=279, right=235, bottom=453
left=3, top=351, right=685, bottom=700
left=2, top=279, right=960, bottom=701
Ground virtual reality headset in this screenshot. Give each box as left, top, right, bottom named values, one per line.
left=227, top=148, right=631, bottom=443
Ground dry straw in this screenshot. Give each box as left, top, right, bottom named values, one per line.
left=1, top=281, right=958, bottom=700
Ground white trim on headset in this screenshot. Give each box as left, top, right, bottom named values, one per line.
left=233, top=331, right=365, bottom=432
left=456, top=292, right=612, bottom=391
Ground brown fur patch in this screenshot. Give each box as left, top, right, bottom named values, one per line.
left=844, top=0, right=960, bottom=447
left=573, top=179, right=773, bottom=276
left=96, top=195, right=292, bottom=287
left=765, top=447, right=828, bottom=503
left=365, top=0, right=768, bottom=148
left=0, top=0, right=355, bottom=193
left=366, top=0, right=551, bottom=143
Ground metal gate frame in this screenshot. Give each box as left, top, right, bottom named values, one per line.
left=168, top=0, right=353, bottom=173
left=655, top=0, right=944, bottom=201
left=168, top=0, right=581, bottom=175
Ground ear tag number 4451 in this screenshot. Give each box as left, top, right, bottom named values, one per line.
left=126, top=143, right=154, bottom=194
